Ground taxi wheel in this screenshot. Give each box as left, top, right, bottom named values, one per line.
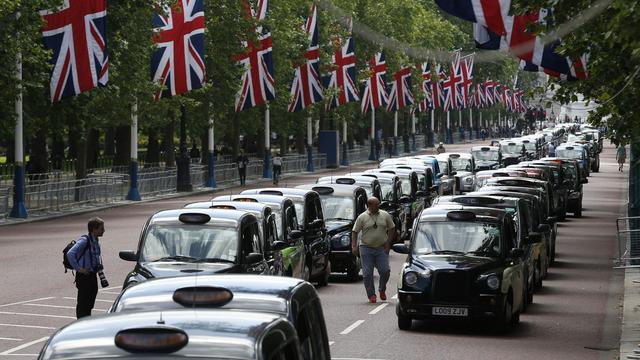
left=575, top=207, right=582, bottom=218
left=496, top=296, right=513, bottom=333
left=317, top=260, right=331, bottom=287
left=346, top=259, right=360, bottom=281
left=397, top=314, right=412, bottom=330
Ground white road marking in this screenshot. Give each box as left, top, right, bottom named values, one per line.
left=339, top=320, right=365, bottom=335
left=0, top=324, right=56, bottom=330
left=63, top=297, right=113, bottom=303
left=368, top=303, right=388, bottom=315
left=98, top=291, right=121, bottom=295
left=391, top=294, right=398, bottom=299
left=22, top=303, right=107, bottom=313
left=329, top=341, right=335, bottom=346
left=0, top=337, right=48, bottom=355
left=100, top=286, right=123, bottom=291
left=0, top=337, right=22, bottom=341
left=0, top=311, right=75, bottom=319
left=0, top=297, right=55, bottom=308
left=1, top=354, right=40, bottom=357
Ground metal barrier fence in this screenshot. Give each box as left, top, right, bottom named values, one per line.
left=615, top=216, right=640, bottom=268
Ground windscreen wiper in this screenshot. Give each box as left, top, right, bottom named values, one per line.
left=153, top=255, right=196, bottom=262
left=191, top=257, right=235, bottom=264
left=430, top=250, right=466, bottom=255
left=325, top=217, right=353, bottom=222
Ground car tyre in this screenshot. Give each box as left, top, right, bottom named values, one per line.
left=397, top=314, right=412, bottom=330
left=317, top=260, right=331, bottom=287
left=496, top=297, right=513, bottom=333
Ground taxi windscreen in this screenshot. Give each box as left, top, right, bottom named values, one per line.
left=472, top=150, right=499, bottom=161
left=140, top=225, right=238, bottom=263
left=320, top=195, right=354, bottom=220
left=413, top=221, right=501, bottom=256
left=501, top=144, right=522, bottom=155
left=379, top=181, right=395, bottom=201
left=450, top=158, right=472, bottom=172
left=556, top=148, right=583, bottom=160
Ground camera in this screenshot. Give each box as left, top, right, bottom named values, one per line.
left=97, top=270, right=109, bottom=288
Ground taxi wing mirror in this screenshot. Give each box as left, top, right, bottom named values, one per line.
left=537, top=224, right=550, bottom=233
left=415, top=190, right=427, bottom=197
left=547, top=216, right=558, bottom=223
left=526, top=232, right=542, bottom=244
left=119, top=250, right=138, bottom=262
left=509, top=248, right=525, bottom=259
left=392, top=243, right=410, bottom=254
left=430, top=185, right=439, bottom=192
left=581, top=178, right=588, bottom=184
left=450, top=171, right=457, bottom=176
left=246, top=252, right=264, bottom=264
left=436, top=173, right=444, bottom=179
left=399, top=195, right=412, bottom=204
left=271, top=241, right=288, bottom=252
left=288, top=229, right=303, bottom=241
left=380, top=201, right=391, bottom=209
left=309, top=218, right=324, bottom=229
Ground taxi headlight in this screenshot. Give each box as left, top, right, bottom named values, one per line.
left=340, top=235, right=351, bottom=247
left=404, top=272, right=418, bottom=286
left=442, top=182, right=451, bottom=190
left=464, top=177, right=473, bottom=184
left=486, top=275, right=500, bottom=290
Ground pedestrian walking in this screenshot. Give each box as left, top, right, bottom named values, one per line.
left=236, top=151, right=249, bottom=185
left=351, top=197, right=395, bottom=303
left=386, top=139, right=393, bottom=158
left=547, top=142, right=556, bottom=157
left=67, top=217, right=106, bottom=319
left=272, top=153, right=282, bottom=185
left=480, top=127, right=486, bottom=141
left=436, top=142, right=446, bottom=154
left=617, top=145, right=626, bottom=172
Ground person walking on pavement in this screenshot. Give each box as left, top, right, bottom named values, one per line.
left=272, top=153, right=283, bottom=185
left=351, top=197, right=395, bottom=303
left=617, top=145, right=626, bottom=172
left=436, top=142, right=446, bottom=154
left=67, top=217, right=105, bottom=319
left=236, top=151, right=249, bottom=186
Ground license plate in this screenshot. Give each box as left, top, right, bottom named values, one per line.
left=432, top=306, right=468, bottom=317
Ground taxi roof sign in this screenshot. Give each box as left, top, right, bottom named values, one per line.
left=178, top=213, right=211, bottom=224
left=115, top=327, right=188, bottom=353
left=173, top=286, right=234, bottom=308
left=446, top=211, right=476, bottom=221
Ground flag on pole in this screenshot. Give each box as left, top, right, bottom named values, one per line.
left=360, top=52, right=388, bottom=114
left=387, top=66, right=414, bottom=112
left=234, top=0, right=275, bottom=112
left=151, top=0, right=206, bottom=100
left=418, top=62, right=433, bottom=112
left=484, top=80, right=495, bottom=107
left=324, top=18, right=359, bottom=109
left=41, top=0, right=109, bottom=102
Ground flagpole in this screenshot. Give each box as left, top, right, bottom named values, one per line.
left=393, top=110, right=399, bottom=156
left=469, top=107, right=474, bottom=140
left=176, top=106, right=193, bottom=192
left=264, top=104, right=273, bottom=178
left=341, top=119, right=349, bottom=166
left=126, top=102, right=141, bottom=200
left=458, top=109, right=463, bottom=141
left=306, top=114, right=314, bottom=171
left=446, top=110, right=452, bottom=145
left=498, top=110, right=502, bottom=137
left=479, top=111, right=484, bottom=140
left=9, top=36, right=27, bottom=219
left=369, top=107, right=376, bottom=160
left=206, top=112, right=216, bottom=188
left=428, top=109, right=435, bottom=147
left=411, top=112, right=417, bottom=151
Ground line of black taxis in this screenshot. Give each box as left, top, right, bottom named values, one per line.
left=390, top=123, right=601, bottom=332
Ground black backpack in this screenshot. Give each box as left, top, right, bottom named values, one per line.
left=63, top=235, right=89, bottom=273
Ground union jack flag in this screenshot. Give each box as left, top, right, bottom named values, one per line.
left=323, top=18, right=359, bottom=109
left=417, top=62, right=433, bottom=112
left=151, top=0, right=205, bottom=100
left=387, top=67, right=414, bottom=112
left=472, top=82, right=485, bottom=108
left=458, top=55, right=474, bottom=108
left=502, top=85, right=512, bottom=111
left=235, top=0, right=275, bottom=112
left=41, top=0, right=109, bottom=103
left=493, top=81, right=502, bottom=104
left=441, top=59, right=461, bottom=112
left=361, top=52, right=388, bottom=114
left=484, top=80, right=495, bottom=107
left=288, top=4, right=323, bottom=112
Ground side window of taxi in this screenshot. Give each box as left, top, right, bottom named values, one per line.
left=241, top=223, right=260, bottom=256
left=356, top=194, right=367, bottom=216
left=287, top=206, right=299, bottom=232
left=504, top=218, right=516, bottom=253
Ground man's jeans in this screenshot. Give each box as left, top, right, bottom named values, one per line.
left=360, top=245, right=390, bottom=297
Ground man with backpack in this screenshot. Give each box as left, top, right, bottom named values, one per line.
left=66, top=217, right=106, bottom=318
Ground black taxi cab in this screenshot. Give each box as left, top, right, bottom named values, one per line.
left=393, top=206, right=525, bottom=332
left=241, top=188, right=331, bottom=286
left=210, top=194, right=307, bottom=280
left=184, top=201, right=290, bottom=276
left=118, top=209, right=270, bottom=288
left=471, top=146, right=502, bottom=171
left=316, top=175, right=382, bottom=201
left=444, top=153, right=476, bottom=193
left=296, top=183, right=368, bottom=280
left=39, top=309, right=304, bottom=359
left=109, top=275, right=331, bottom=360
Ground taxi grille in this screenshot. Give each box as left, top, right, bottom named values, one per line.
left=432, top=271, right=469, bottom=303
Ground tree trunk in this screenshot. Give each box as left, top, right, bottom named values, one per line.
left=87, top=129, right=100, bottom=171
left=146, top=127, right=160, bottom=165
left=232, top=114, right=240, bottom=157
left=200, top=129, right=208, bottom=164
left=74, top=125, right=88, bottom=202
left=163, top=120, right=175, bottom=167
left=68, top=126, right=80, bottom=160
left=279, top=133, right=287, bottom=155
left=296, top=124, right=305, bottom=155
left=104, top=128, right=115, bottom=156
left=29, top=125, right=48, bottom=175
left=114, top=125, right=130, bottom=167
left=51, top=134, right=65, bottom=171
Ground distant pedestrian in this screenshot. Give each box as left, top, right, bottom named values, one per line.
left=548, top=142, right=556, bottom=157
left=386, top=139, right=393, bottom=158
left=617, top=145, right=626, bottom=172
left=351, top=197, right=395, bottom=303
left=480, top=128, right=486, bottom=141
left=272, top=153, right=282, bottom=185
left=236, top=151, right=249, bottom=185
left=67, top=217, right=105, bottom=319
left=436, top=142, right=446, bottom=154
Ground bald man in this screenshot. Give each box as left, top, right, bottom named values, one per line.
left=352, top=197, right=395, bottom=303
